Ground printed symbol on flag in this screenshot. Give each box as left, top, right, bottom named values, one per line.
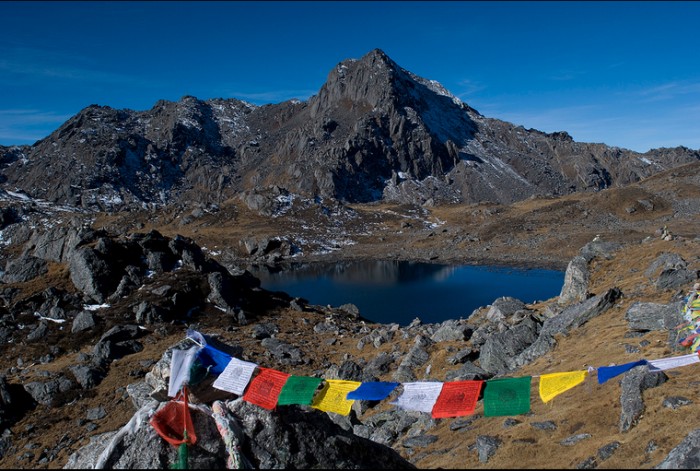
left=257, top=380, right=273, bottom=397
left=498, top=389, right=517, bottom=402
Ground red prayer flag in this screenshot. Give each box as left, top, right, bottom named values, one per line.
left=431, top=380, right=483, bottom=419
left=242, top=367, right=291, bottom=410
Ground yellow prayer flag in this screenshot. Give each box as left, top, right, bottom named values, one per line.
left=538, top=371, right=587, bottom=404
left=311, top=379, right=362, bottom=416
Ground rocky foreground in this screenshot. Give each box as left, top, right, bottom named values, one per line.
left=0, top=210, right=698, bottom=469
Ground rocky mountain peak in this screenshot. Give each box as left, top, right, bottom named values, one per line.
left=1, top=49, right=699, bottom=210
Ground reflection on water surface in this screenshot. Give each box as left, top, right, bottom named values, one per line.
left=249, top=260, right=564, bottom=326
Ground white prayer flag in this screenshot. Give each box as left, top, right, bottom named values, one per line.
left=168, top=346, right=200, bottom=397
left=649, top=353, right=700, bottom=371
left=391, top=381, right=443, bottom=413
left=212, top=357, right=258, bottom=395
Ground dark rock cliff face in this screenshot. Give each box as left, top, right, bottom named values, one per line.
left=0, top=48, right=698, bottom=209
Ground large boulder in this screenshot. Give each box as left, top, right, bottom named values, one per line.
left=558, top=255, right=589, bottom=305
left=655, top=428, right=700, bottom=468
left=65, top=397, right=415, bottom=469
left=625, top=301, right=685, bottom=332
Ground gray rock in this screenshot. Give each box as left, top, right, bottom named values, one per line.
left=531, top=421, right=557, bottom=431
left=656, top=268, right=698, bottom=291
left=225, top=398, right=415, bottom=469
left=430, top=320, right=472, bottom=342
left=559, top=255, right=590, bottom=304
left=450, top=415, right=480, bottom=431
left=645, top=253, right=687, bottom=278
left=64, top=401, right=226, bottom=469
left=2, top=255, right=48, bottom=283
left=619, top=365, right=668, bottom=433
left=86, top=406, right=106, bottom=421
left=560, top=433, right=591, bottom=446
left=69, top=365, right=104, bottom=389
left=23, top=375, right=75, bottom=407
left=579, top=239, right=622, bottom=262
left=654, top=428, right=700, bottom=469
left=502, top=418, right=521, bottom=428
left=476, top=435, right=502, bottom=463
left=339, top=303, right=360, bottom=318
left=363, top=352, right=398, bottom=380
left=26, top=321, right=48, bottom=342
left=446, top=347, right=474, bottom=365
left=402, top=434, right=438, bottom=448
left=485, top=297, right=526, bottom=323
left=68, top=247, right=114, bottom=303
left=543, top=288, right=622, bottom=338
left=444, top=361, right=490, bottom=381
left=207, top=271, right=238, bottom=313
left=662, top=396, right=692, bottom=409
left=71, top=311, right=96, bottom=333
left=478, top=316, right=540, bottom=375
left=625, top=301, right=684, bottom=331
left=260, top=337, right=305, bottom=366
left=597, top=441, right=620, bottom=461
left=251, top=322, right=279, bottom=340
left=92, top=325, right=145, bottom=365
left=393, top=336, right=433, bottom=382
left=576, top=456, right=598, bottom=469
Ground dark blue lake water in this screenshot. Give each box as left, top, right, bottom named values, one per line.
left=250, top=260, right=564, bottom=326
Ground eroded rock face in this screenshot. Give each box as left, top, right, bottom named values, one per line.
left=2, top=49, right=698, bottom=210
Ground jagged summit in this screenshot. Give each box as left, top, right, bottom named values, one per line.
left=0, top=49, right=698, bottom=210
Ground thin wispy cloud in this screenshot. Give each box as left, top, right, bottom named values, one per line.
left=454, top=79, right=487, bottom=101
left=0, top=109, right=71, bottom=145
left=545, top=68, right=588, bottom=81
left=0, top=46, right=156, bottom=87
left=633, top=80, right=700, bottom=102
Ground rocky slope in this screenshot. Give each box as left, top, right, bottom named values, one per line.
left=0, top=49, right=698, bottom=211
left=0, top=212, right=698, bottom=469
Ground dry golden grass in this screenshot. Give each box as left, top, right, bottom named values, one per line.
left=4, top=162, right=700, bottom=468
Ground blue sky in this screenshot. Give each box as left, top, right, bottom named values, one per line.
left=1, top=1, right=699, bottom=152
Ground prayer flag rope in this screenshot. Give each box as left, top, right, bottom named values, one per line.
left=163, top=329, right=700, bottom=422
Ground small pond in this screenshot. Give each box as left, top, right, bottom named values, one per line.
left=249, top=260, right=565, bottom=326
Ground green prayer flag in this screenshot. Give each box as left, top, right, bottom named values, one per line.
left=483, top=376, right=531, bottom=417
left=276, top=375, right=323, bottom=406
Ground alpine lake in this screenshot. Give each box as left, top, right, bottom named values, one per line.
left=249, top=260, right=565, bottom=326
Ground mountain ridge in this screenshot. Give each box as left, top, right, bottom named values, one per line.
left=0, top=48, right=698, bottom=211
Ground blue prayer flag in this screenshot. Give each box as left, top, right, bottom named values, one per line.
left=597, top=360, right=647, bottom=384
left=196, top=344, right=233, bottom=375
left=346, top=381, right=399, bottom=401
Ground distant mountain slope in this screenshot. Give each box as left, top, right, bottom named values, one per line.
left=0, top=48, right=698, bottom=210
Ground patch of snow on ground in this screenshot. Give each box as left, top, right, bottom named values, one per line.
left=83, top=303, right=110, bottom=311
left=6, top=190, right=31, bottom=200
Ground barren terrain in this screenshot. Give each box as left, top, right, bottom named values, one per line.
left=0, top=162, right=700, bottom=468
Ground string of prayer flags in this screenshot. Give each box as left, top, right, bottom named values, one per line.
left=242, top=367, right=291, bottom=410
left=538, top=370, right=587, bottom=403
left=277, top=375, right=323, bottom=406
left=311, top=379, right=362, bottom=416
left=597, top=360, right=647, bottom=384
left=212, top=357, right=258, bottom=395
left=483, top=376, right=531, bottom=417
left=346, top=381, right=399, bottom=401
left=168, top=346, right=200, bottom=397
left=391, top=381, right=443, bottom=413
left=431, top=380, right=483, bottom=419
left=649, top=352, right=700, bottom=371
left=197, top=344, right=234, bottom=375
